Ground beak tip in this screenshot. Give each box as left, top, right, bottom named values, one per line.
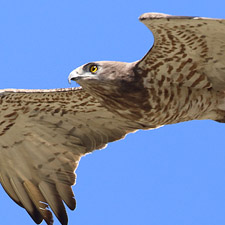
left=68, top=72, right=74, bottom=84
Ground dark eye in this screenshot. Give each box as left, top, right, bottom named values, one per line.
left=89, top=65, right=98, bottom=74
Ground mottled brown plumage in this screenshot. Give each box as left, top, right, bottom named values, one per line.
left=1, top=12, right=225, bottom=225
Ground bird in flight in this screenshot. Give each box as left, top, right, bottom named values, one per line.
left=0, top=12, right=225, bottom=225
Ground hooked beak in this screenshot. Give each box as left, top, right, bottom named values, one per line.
left=68, top=69, right=82, bottom=84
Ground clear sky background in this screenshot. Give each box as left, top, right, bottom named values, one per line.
left=1, top=1, right=225, bottom=225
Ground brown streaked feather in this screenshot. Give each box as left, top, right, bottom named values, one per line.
left=0, top=87, right=139, bottom=225
left=137, top=13, right=225, bottom=90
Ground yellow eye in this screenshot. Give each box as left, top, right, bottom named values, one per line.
left=89, top=65, right=98, bottom=74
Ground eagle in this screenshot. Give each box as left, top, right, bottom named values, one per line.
left=1, top=12, right=225, bottom=225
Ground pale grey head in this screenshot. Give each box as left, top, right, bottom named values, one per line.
left=68, top=61, right=138, bottom=88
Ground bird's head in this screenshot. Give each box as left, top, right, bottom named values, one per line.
left=68, top=61, right=144, bottom=107
left=68, top=61, right=138, bottom=89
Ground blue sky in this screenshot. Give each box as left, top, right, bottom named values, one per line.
left=1, top=1, right=225, bottom=225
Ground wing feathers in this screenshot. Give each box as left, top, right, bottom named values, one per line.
left=24, top=180, right=54, bottom=225
left=10, top=177, right=43, bottom=224
left=0, top=85, right=139, bottom=225
left=137, top=13, right=225, bottom=90
left=39, top=181, right=68, bottom=225
left=56, top=183, right=76, bottom=210
left=0, top=172, right=22, bottom=206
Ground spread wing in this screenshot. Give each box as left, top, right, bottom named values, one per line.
left=137, top=13, right=225, bottom=90
left=0, top=87, right=138, bottom=225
